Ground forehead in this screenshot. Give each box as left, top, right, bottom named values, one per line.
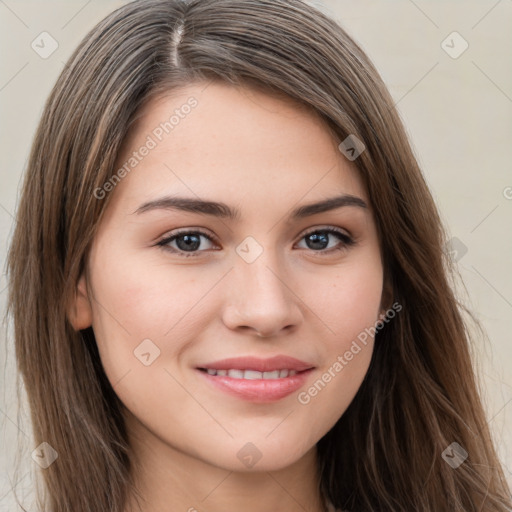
left=109, top=81, right=368, bottom=214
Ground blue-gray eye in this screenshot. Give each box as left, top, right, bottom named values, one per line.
left=157, top=230, right=215, bottom=255
left=297, top=228, right=354, bottom=253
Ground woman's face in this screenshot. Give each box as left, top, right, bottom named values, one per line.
left=72, top=81, right=386, bottom=472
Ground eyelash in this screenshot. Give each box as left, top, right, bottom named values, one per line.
left=155, top=227, right=355, bottom=258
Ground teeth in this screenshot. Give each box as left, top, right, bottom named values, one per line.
left=204, top=368, right=300, bottom=379
left=244, top=370, right=263, bottom=380
left=227, top=369, right=244, bottom=379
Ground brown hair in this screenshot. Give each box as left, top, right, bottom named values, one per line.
left=6, top=0, right=511, bottom=510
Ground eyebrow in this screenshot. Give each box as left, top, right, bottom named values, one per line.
left=133, top=193, right=368, bottom=220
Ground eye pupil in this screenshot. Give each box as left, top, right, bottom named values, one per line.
left=306, top=232, right=329, bottom=250
left=176, top=234, right=201, bottom=251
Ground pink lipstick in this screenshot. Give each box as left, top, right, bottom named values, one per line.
left=196, top=355, right=315, bottom=402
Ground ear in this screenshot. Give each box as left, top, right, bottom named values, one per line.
left=68, top=273, right=93, bottom=330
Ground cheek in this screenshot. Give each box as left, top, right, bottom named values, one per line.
left=87, top=241, right=232, bottom=384
left=295, top=251, right=382, bottom=423
left=305, top=252, right=384, bottom=346
left=86, top=250, right=219, bottom=425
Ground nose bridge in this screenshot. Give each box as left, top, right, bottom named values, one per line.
left=241, top=253, right=287, bottom=300
left=223, top=241, right=302, bottom=336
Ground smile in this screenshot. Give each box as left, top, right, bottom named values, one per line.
left=199, top=368, right=299, bottom=379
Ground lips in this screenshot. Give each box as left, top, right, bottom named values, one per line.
left=196, top=355, right=315, bottom=402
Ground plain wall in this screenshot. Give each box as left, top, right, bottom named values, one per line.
left=1, top=0, right=510, bottom=509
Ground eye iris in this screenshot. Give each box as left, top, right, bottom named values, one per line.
left=176, top=234, right=201, bottom=251
left=306, top=232, right=329, bottom=250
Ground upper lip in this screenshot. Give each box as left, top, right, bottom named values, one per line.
left=197, top=355, right=315, bottom=373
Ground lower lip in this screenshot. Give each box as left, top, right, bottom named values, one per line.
left=196, top=369, right=314, bottom=402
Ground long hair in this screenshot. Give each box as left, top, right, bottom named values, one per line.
left=6, top=0, right=511, bottom=510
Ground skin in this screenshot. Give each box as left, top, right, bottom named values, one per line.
left=70, top=81, right=388, bottom=512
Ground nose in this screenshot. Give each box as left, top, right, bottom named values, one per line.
left=222, top=253, right=303, bottom=338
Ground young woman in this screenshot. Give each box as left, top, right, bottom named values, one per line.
left=7, top=0, right=511, bottom=511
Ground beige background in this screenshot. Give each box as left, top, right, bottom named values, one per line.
left=1, top=0, right=511, bottom=509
